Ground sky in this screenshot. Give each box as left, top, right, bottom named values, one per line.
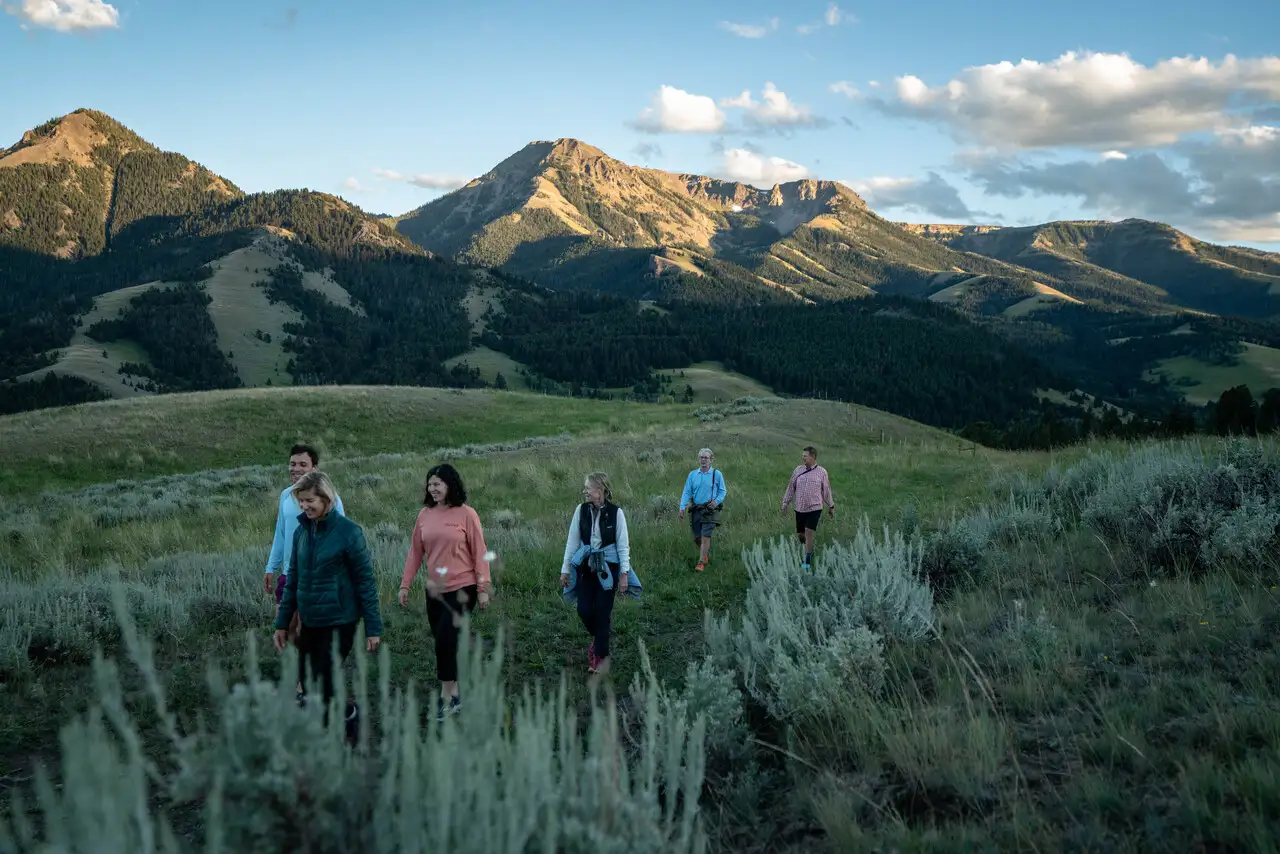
left=2, top=0, right=1279, bottom=250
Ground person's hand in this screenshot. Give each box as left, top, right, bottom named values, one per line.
left=263, top=573, right=275, bottom=596
left=618, top=574, right=628, bottom=594
left=708, top=501, right=718, bottom=510
left=560, top=573, right=570, bottom=588
left=367, top=636, right=381, bottom=654
left=829, top=506, right=836, bottom=519
left=780, top=507, right=787, bottom=518
left=678, top=508, right=685, bottom=520
left=397, top=587, right=409, bottom=607
left=273, top=629, right=288, bottom=652
left=478, top=589, right=490, bottom=610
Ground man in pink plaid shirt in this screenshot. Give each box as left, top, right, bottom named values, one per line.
left=780, top=445, right=836, bottom=570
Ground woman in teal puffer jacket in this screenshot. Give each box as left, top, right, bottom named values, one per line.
left=274, top=470, right=383, bottom=743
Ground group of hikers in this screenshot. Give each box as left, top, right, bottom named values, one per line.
left=264, top=442, right=837, bottom=742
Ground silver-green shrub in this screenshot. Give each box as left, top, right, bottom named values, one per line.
left=705, top=522, right=934, bottom=723
left=0, top=587, right=709, bottom=854
left=1058, top=438, right=1280, bottom=573
left=0, top=548, right=261, bottom=676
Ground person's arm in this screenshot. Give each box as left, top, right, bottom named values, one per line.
left=467, top=507, right=493, bottom=592
left=400, top=511, right=426, bottom=591
left=679, top=472, right=694, bottom=511
left=823, top=470, right=836, bottom=512
left=347, top=525, right=382, bottom=637
left=265, top=494, right=286, bottom=575
left=274, top=530, right=301, bottom=630
left=714, top=471, right=727, bottom=506
left=561, top=507, right=582, bottom=576
left=615, top=508, right=632, bottom=578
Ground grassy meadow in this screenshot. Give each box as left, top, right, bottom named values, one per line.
left=1, top=386, right=1278, bottom=852
left=1149, top=341, right=1280, bottom=404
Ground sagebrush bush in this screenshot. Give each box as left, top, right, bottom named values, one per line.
left=705, top=524, right=933, bottom=724
left=1056, top=438, right=1280, bottom=573
left=628, top=642, right=749, bottom=768
left=0, top=588, right=710, bottom=854
left=0, top=549, right=262, bottom=676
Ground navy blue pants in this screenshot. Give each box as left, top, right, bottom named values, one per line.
left=575, top=564, right=618, bottom=659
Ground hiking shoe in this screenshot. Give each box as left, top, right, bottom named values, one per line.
left=296, top=690, right=306, bottom=708
left=345, top=702, right=360, bottom=746
left=437, top=695, right=462, bottom=722
left=694, top=561, right=705, bottom=572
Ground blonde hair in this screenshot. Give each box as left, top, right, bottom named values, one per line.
left=584, top=471, right=614, bottom=503
left=292, top=470, right=338, bottom=510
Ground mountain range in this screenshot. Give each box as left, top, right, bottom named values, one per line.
left=3, top=108, right=1279, bottom=441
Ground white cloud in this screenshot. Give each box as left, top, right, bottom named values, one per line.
left=372, top=168, right=469, bottom=191
left=1101, top=150, right=1128, bottom=160
left=341, top=177, right=365, bottom=192
left=635, top=82, right=824, bottom=133
left=797, top=2, right=851, bottom=34
left=6, top=0, right=118, bottom=31
left=721, top=148, right=809, bottom=186
left=875, top=50, right=1280, bottom=150
left=718, top=17, right=778, bottom=38
left=720, top=90, right=756, bottom=109
left=842, top=173, right=983, bottom=220
left=632, top=85, right=727, bottom=133
left=718, top=82, right=826, bottom=129
left=829, top=80, right=860, bottom=99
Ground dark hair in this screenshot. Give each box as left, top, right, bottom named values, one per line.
left=803, top=445, right=817, bottom=459
left=290, top=443, right=320, bottom=466
left=423, top=463, right=467, bottom=508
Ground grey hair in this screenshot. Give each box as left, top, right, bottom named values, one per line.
left=584, top=471, right=614, bottom=503
left=698, top=447, right=714, bottom=460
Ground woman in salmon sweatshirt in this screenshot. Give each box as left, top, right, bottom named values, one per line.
left=398, top=462, right=493, bottom=720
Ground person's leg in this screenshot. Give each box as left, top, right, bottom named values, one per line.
left=333, top=621, right=359, bottom=743
left=278, top=576, right=304, bottom=693
left=432, top=588, right=477, bottom=699
left=295, top=623, right=311, bottom=705
left=576, top=569, right=599, bottom=667
left=299, top=624, right=338, bottom=724
left=426, top=593, right=451, bottom=691
left=591, top=575, right=619, bottom=675
left=804, top=511, right=820, bottom=567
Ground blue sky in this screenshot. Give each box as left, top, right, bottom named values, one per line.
left=3, top=0, right=1278, bottom=248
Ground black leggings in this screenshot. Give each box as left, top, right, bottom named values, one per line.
left=575, top=564, right=618, bottom=659
left=297, top=621, right=357, bottom=716
left=427, top=585, right=478, bottom=682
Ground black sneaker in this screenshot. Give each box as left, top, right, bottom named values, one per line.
left=436, top=695, right=461, bottom=722
left=345, top=702, right=360, bottom=746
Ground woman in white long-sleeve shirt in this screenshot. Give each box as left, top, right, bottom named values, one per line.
left=559, top=471, right=640, bottom=675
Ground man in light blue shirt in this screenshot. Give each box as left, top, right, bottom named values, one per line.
left=678, top=447, right=726, bottom=573
left=264, top=443, right=346, bottom=608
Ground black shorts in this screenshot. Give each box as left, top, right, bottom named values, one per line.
left=795, top=509, right=821, bottom=533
